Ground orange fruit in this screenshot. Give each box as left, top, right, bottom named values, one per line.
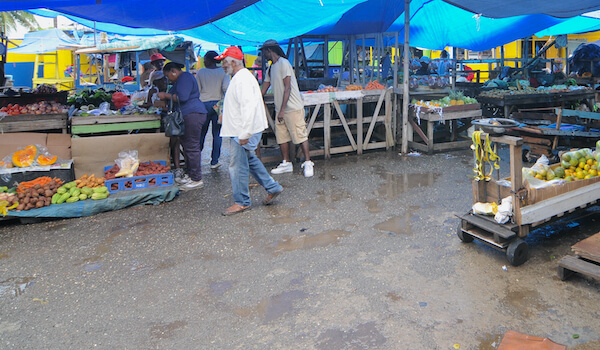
left=587, top=159, right=594, bottom=165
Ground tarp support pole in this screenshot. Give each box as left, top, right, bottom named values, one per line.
left=401, top=0, right=410, bottom=155
left=324, top=35, right=329, bottom=78
left=349, top=36, right=355, bottom=85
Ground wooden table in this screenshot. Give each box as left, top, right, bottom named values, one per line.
left=264, top=89, right=394, bottom=160
left=407, top=104, right=482, bottom=154
left=71, top=114, right=161, bottom=135
left=0, top=113, right=68, bottom=133
left=477, top=89, right=596, bottom=118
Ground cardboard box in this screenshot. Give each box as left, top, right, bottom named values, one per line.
left=0, top=132, right=71, bottom=161
left=71, top=134, right=170, bottom=178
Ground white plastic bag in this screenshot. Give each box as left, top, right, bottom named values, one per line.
left=494, top=196, right=513, bottom=224
left=472, top=202, right=498, bottom=216
left=114, top=150, right=139, bottom=177
left=522, top=154, right=565, bottom=189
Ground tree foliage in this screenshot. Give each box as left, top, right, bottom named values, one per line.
left=0, top=11, right=40, bottom=34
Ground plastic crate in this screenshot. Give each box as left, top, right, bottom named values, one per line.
left=104, top=161, right=173, bottom=194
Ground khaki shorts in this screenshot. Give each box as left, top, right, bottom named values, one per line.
left=275, top=109, right=309, bottom=145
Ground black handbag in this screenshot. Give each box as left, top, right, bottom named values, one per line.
left=164, top=97, right=185, bottom=137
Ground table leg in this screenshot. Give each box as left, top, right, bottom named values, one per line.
left=427, top=120, right=434, bottom=154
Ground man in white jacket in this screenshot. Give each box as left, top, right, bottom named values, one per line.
left=217, top=46, right=283, bottom=216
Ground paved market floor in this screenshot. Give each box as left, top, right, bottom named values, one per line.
left=1, top=140, right=600, bottom=349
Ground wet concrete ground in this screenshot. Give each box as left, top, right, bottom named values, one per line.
left=1, top=141, right=600, bottom=349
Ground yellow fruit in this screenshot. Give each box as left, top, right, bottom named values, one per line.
left=579, top=161, right=586, bottom=169
left=585, top=175, right=592, bottom=179
left=577, top=172, right=585, bottom=179
left=585, top=164, right=591, bottom=171
left=535, top=174, right=544, bottom=180
left=590, top=169, right=598, bottom=176
left=587, top=159, right=594, bottom=166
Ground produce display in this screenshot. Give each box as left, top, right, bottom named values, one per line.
left=1, top=144, right=59, bottom=168
left=480, top=85, right=591, bottom=98
left=32, top=84, right=58, bottom=94
left=525, top=143, right=600, bottom=182
left=0, top=101, right=68, bottom=116
left=67, top=89, right=113, bottom=108
left=0, top=186, right=18, bottom=215
left=15, top=177, right=63, bottom=211
left=365, top=81, right=385, bottom=90
left=104, top=161, right=170, bottom=190
left=53, top=181, right=109, bottom=204
left=411, top=90, right=478, bottom=109
left=345, top=84, right=363, bottom=91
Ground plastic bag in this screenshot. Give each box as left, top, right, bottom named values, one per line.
left=130, top=90, right=148, bottom=106
left=114, top=150, right=139, bottom=177
left=494, top=196, right=513, bottom=224
left=472, top=202, right=498, bottom=215
left=522, top=154, right=565, bottom=189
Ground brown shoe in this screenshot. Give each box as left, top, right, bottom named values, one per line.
left=222, top=204, right=251, bottom=216
left=262, top=189, right=282, bottom=205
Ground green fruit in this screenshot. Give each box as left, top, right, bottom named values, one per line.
left=57, top=186, right=67, bottom=194
left=554, top=167, right=565, bottom=179
left=70, top=188, right=81, bottom=197
left=79, top=194, right=88, bottom=200
left=92, top=186, right=108, bottom=193
left=57, top=192, right=71, bottom=204
left=91, top=192, right=108, bottom=200
left=51, top=193, right=61, bottom=204
left=66, top=196, right=79, bottom=203
left=81, top=187, right=93, bottom=196
left=561, top=160, right=571, bottom=168
left=63, top=182, right=76, bottom=189
left=562, top=153, right=571, bottom=162
left=570, top=158, right=579, bottom=166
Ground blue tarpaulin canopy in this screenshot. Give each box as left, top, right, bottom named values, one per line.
left=8, top=28, right=83, bottom=54
left=16, top=0, right=600, bottom=51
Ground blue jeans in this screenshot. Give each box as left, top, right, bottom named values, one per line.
left=228, top=134, right=282, bottom=206
left=200, top=100, right=222, bottom=165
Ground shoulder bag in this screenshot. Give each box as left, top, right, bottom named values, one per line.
left=164, top=96, right=185, bottom=137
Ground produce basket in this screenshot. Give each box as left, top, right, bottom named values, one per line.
left=104, top=161, right=173, bottom=194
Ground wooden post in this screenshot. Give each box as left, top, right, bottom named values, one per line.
left=401, top=0, right=410, bottom=154
left=324, top=103, right=331, bottom=159
left=324, top=35, right=329, bottom=78
left=357, top=97, right=364, bottom=154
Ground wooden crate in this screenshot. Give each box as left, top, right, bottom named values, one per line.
left=0, top=113, right=68, bottom=133
left=71, top=114, right=161, bottom=135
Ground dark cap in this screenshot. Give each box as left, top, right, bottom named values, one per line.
left=204, top=51, right=219, bottom=61
left=163, top=61, right=184, bottom=71
left=259, top=39, right=280, bottom=51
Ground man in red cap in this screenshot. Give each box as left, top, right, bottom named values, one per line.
left=216, top=46, right=283, bottom=216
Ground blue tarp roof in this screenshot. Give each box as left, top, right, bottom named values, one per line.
left=8, top=28, right=82, bottom=54
left=19, top=0, right=600, bottom=51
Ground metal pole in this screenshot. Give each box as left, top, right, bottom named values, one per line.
left=401, top=0, right=410, bottom=154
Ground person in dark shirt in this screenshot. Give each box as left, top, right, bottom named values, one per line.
left=158, top=62, right=208, bottom=191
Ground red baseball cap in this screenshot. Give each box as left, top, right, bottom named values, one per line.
left=215, top=46, right=243, bottom=60
left=150, top=53, right=166, bottom=62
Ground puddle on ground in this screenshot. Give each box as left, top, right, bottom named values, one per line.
left=149, top=320, right=187, bottom=340
left=155, top=258, right=180, bottom=271
left=209, top=281, right=233, bottom=296
left=374, top=206, right=420, bottom=235
left=0, top=277, right=36, bottom=298
left=386, top=292, right=403, bottom=302
left=266, top=206, right=307, bottom=225
left=233, top=290, right=307, bottom=323
left=501, top=288, right=549, bottom=319
left=372, top=166, right=440, bottom=200
left=272, top=230, right=350, bottom=255
left=316, top=189, right=352, bottom=207
left=476, top=333, right=503, bottom=350
left=0, top=251, right=9, bottom=259
left=316, top=321, right=387, bottom=350
left=366, top=199, right=382, bottom=213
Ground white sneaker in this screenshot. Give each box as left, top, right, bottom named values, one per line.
left=176, top=174, right=192, bottom=185
left=210, top=163, right=221, bottom=169
left=271, top=161, right=293, bottom=174
left=181, top=180, right=204, bottom=191
left=302, top=161, right=314, bottom=178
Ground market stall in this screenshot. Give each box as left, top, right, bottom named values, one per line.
left=0, top=88, right=69, bottom=133
left=263, top=84, right=394, bottom=160
left=457, top=132, right=600, bottom=266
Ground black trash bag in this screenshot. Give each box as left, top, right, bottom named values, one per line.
left=568, top=43, right=600, bottom=76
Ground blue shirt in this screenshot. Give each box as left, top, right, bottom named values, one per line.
left=169, top=71, right=207, bottom=116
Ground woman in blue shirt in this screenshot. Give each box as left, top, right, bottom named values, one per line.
left=158, top=62, right=207, bottom=190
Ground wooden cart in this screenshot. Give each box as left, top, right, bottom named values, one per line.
left=456, top=134, right=600, bottom=266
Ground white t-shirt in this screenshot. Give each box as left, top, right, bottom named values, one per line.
left=220, top=68, right=268, bottom=140
left=196, top=67, right=230, bottom=102
left=264, top=57, right=304, bottom=114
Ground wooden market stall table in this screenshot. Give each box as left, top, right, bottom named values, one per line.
left=70, top=114, right=162, bottom=136
left=263, top=88, right=395, bottom=160
left=477, top=89, right=596, bottom=118
left=407, top=103, right=482, bottom=154
left=0, top=113, right=68, bottom=133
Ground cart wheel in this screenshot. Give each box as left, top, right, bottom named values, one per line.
left=457, top=223, right=474, bottom=243
left=506, top=238, right=529, bottom=266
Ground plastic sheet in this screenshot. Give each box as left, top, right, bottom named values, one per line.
left=3, top=186, right=178, bottom=218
